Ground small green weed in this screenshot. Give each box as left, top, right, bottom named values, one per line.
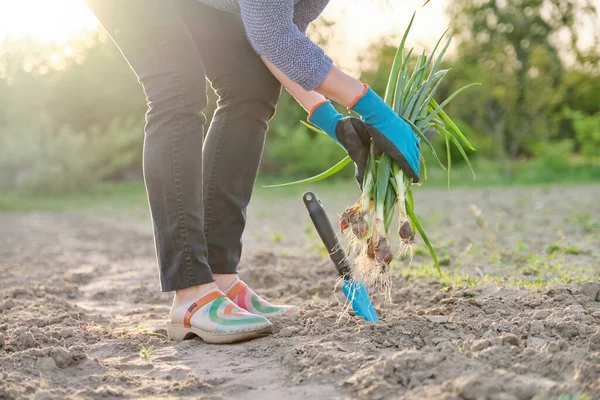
left=546, top=242, right=585, bottom=255
left=139, top=345, right=154, bottom=360
left=413, top=246, right=427, bottom=256
left=312, top=244, right=329, bottom=258
left=546, top=242, right=562, bottom=255
left=572, top=213, right=600, bottom=233
left=438, top=255, right=451, bottom=266
left=564, top=246, right=583, bottom=255
left=270, top=231, right=285, bottom=244
left=557, top=395, right=591, bottom=400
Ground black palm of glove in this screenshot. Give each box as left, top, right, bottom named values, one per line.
left=307, top=101, right=372, bottom=189
left=335, top=117, right=371, bottom=188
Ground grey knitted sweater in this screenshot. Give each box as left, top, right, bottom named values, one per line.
left=197, top=0, right=332, bottom=91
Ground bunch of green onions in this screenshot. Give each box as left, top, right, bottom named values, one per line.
left=271, top=14, right=477, bottom=291
left=341, top=15, right=478, bottom=290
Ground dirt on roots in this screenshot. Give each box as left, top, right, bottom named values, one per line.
left=0, top=185, right=599, bottom=399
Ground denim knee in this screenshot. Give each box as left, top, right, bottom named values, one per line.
left=213, top=69, right=280, bottom=123
left=144, top=73, right=208, bottom=132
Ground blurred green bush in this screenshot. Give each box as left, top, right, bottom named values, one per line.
left=0, top=2, right=599, bottom=195
left=565, top=109, right=600, bottom=162
left=0, top=115, right=143, bottom=194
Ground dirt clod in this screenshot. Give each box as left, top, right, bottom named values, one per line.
left=564, top=304, right=585, bottom=314
left=587, top=332, right=600, bottom=352
left=34, top=390, right=56, bottom=400
left=545, top=341, right=560, bottom=353
left=427, top=315, right=450, bottom=324
left=532, top=310, right=551, bottom=320
left=18, top=331, right=38, bottom=349
left=0, top=299, right=15, bottom=312
left=59, top=328, right=74, bottom=338
left=471, top=339, right=491, bottom=352
left=37, top=356, right=58, bottom=371
left=579, top=282, right=600, bottom=301
left=526, top=337, right=546, bottom=347
left=501, top=334, right=521, bottom=347
left=529, top=321, right=544, bottom=335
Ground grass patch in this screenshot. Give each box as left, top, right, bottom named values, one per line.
left=2, top=160, right=599, bottom=213
left=0, top=182, right=147, bottom=212
left=572, top=213, right=600, bottom=234
left=545, top=242, right=587, bottom=256
left=398, top=254, right=599, bottom=290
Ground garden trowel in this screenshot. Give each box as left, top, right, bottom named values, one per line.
left=303, top=191, right=378, bottom=322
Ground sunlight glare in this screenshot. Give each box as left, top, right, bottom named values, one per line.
left=0, top=0, right=97, bottom=43
left=0, top=0, right=445, bottom=48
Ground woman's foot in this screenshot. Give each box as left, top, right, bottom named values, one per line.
left=168, top=282, right=272, bottom=344
left=218, top=277, right=299, bottom=318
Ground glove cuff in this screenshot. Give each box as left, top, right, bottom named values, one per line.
left=307, top=100, right=330, bottom=121
left=307, top=100, right=343, bottom=142
left=347, top=84, right=370, bottom=110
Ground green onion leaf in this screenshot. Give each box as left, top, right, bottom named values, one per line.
left=401, top=116, right=444, bottom=170
left=263, top=156, right=352, bottom=188
left=431, top=99, right=477, bottom=151
left=445, top=136, right=451, bottom=189
left=300, top=120, right=330, bottom=138
left=405, top=197, right=441, bottom=275
left=423, top=83, right=481, bottom=127
left=384, top=12, right=416, bottom=104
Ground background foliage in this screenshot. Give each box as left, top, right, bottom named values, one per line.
left=0, top=1, right=599, bottom=194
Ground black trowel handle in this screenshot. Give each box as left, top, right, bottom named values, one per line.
left=303, top=192, right=350, bottom=277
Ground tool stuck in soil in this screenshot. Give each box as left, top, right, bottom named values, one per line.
left=303, top=191, right=378, bottom=322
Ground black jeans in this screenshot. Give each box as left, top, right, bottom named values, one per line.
left=86, top=0, right=281, bottom=291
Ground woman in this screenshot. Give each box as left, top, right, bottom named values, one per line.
left=85, top=0, right=419, bottom=344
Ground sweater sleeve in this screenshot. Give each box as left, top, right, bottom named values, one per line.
left=239, top=0, right=333, bottom=91
left=293, top=0, right=331, bottom=33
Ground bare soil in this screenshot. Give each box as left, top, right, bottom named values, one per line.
left=1, top=184, right=599, bottom=399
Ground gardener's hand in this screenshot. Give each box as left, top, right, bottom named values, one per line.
left=350, top=85, right=420, bottom=183
left=308, top=101, right=371, bottom=188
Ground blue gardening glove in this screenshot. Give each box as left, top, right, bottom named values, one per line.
left=350, top=86, right=420, bottom=183
left=308, top=101, right=371, bottom=188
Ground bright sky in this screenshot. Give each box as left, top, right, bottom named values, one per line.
left=325, top=0, right=448, bottom=70
left=0, top=0, right=447, bottom=69
left=1, top=0, right=597, bottom=75
left=0, top=0, right=97, bottom=44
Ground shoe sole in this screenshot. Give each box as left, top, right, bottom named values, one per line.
left=166, top=322, right=272, bottom=344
